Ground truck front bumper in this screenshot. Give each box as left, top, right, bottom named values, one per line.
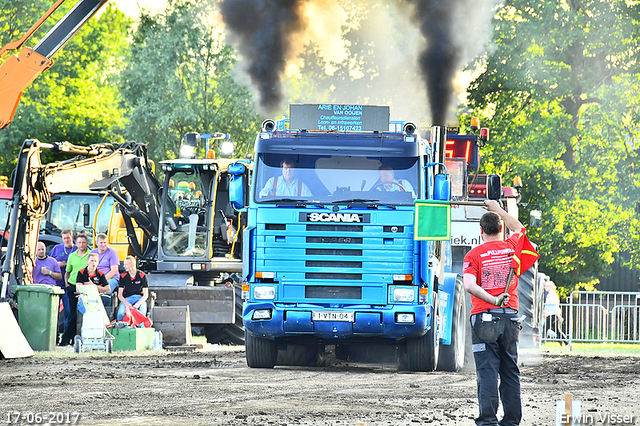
left=243, top=302, right=433, bottom=342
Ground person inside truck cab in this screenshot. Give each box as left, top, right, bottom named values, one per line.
left=373, top=165, right=415, bottom=197
left=259, top=157, right=312, bottom=198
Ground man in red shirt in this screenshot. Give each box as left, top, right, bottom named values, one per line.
left=463, top=199, right=524, bottom=426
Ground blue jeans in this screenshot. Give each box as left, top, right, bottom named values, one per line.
left=108, top=276, right=119, bottom=292
left=117, top=295, right=147, bottom=320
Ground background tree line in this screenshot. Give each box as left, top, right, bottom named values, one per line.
left=1, top=0, right=639, bottom=291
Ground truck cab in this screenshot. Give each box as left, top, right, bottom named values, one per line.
left=242, top=105, right=466, bottom=371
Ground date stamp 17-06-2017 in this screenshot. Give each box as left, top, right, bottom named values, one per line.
left=4, top=412, right=81, bottom=424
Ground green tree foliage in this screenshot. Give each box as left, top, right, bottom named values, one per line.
left=465, top=0, right=640, bottom=287
left=0, top=2, right=130, bottom=177
left=120, top=0, right=263, bottom=161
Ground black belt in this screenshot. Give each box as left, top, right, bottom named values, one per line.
left=485, top=308, right=518, bottom=314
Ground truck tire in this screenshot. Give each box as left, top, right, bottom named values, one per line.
left=403, top=294, right=439, bottom=372
left=204, top=285, right=245, bottom=345
left=277, top=344, right=325, bottom=367
left=245, top=331, right=277, bottom=368
left=438, top=277, right=466, bottom=372
left=517, top=263, right=541, bottom=348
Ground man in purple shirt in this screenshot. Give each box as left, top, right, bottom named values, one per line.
left=89, top=233, right=120, bottom=293
left=34, top=241, right=62, bottom=285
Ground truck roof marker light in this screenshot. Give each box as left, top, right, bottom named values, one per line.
left=470, top=117, right=480, bottom=131
left=393, top=274, right=413, bottom=281
left=206, top=150, right=215, bottom=159
left=513, top=176, right=523, bottom=189
left=256, top=271, right=275, bottom=279
left=480, top=128, right=489, bottom=143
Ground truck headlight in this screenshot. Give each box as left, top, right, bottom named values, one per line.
left=254, top=286, right=276, bottom=300
left=393, top=287, right=415, bottom=302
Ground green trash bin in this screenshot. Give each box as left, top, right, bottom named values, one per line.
left=15, top=284, right=65, bottom=351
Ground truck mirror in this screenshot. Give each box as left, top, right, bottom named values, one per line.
left=486, top=174, right=502, bottom=200
left=529, top=209, right=542, bottom=228
left=228, top=163, right=246, bottom=209
left=83, top=203, right=91, bottom=228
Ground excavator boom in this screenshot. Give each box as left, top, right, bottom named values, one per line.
left=0, top=0, right=108, bottom=128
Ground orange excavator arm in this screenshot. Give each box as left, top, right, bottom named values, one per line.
left=0, top=0, right=108, bottom=129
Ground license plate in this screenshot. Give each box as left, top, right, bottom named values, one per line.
left=312, top=311, right=355, bottom=322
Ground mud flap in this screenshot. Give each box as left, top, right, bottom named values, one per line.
left=0, top=302, right=34, bottom=359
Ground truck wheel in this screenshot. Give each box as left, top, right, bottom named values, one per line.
left=438, top=277, right=466, bottom=372
left=245, top=331, right=277, bottom=368
left=204, top=285, right=245, bottom=345
left=277, top=344, right=325, bottom=367
left=517, top=263, right=541, bottom=348
left=403, top=294, right=439, bottom=372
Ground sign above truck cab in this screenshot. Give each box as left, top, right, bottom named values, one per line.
left=289, top=104, right=390, bottom=132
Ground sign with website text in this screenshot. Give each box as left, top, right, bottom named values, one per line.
left=289, top=104, right=390, bottom=132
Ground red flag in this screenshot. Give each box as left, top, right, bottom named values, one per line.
left=511, top=229, right=539, bottom=277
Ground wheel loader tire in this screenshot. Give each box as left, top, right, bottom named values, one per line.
left=204, top=285, right=244, bottom=345
left=245, top=331, right=277, bottom=368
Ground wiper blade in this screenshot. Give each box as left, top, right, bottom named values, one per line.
left=269, top=198, right=325, bottom=208
left=331, top=198, right=396, bottom=210
left=331, top=198, right=379, bottom=204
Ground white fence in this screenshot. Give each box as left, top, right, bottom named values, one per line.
left=541, top=291, right=640, bottom=345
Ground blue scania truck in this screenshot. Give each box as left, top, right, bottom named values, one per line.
left=239, top=104, right=467, bottom=371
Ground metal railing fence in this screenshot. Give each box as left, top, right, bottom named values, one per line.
left=541, top=291, right=640, bottom=346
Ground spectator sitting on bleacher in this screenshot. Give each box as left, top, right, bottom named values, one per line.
left=33, top=241, right=62, bottom=285
left=116, top=256, right=149, bottom=320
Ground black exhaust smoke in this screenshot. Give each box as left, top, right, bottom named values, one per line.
left=408, top=0, right=458, bottom=126
left=219, top=0, right=305, bottom=113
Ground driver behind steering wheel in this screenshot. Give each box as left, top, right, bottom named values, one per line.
left=374, top=165, right=415, bottom=197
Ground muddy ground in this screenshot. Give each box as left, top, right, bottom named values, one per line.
left=1, top=346, right=639, bottom=426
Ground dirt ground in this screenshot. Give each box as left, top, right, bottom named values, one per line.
left=1, top=345, right=639, bottom=426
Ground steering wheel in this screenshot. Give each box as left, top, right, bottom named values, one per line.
left=181, top=205, right=207, bottom=217
left=370, top=181, right=406, bottom=192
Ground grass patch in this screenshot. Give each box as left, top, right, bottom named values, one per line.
left=539, top=341, right=640, bottom=357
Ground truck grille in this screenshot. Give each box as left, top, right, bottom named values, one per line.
left=257, top=215, right=414, bottom=304
left=305, top=286, right=362, bottom=299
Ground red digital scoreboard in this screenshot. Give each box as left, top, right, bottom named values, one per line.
left=445, top=135, right=479, bottom=168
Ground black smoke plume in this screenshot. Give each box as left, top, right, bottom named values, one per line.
left=408, top=0, right=458, bottom=126
left=219, top=0, right=305, bottom=113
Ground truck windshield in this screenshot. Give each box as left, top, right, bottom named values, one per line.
left=254, top=154, right=419, bottom=205
left=41, top=193, right=115, bottom=240
left=162, top=170, right=209, bottom=257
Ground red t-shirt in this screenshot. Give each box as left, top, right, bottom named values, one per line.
left=463, top=232, right=520, bottom=314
